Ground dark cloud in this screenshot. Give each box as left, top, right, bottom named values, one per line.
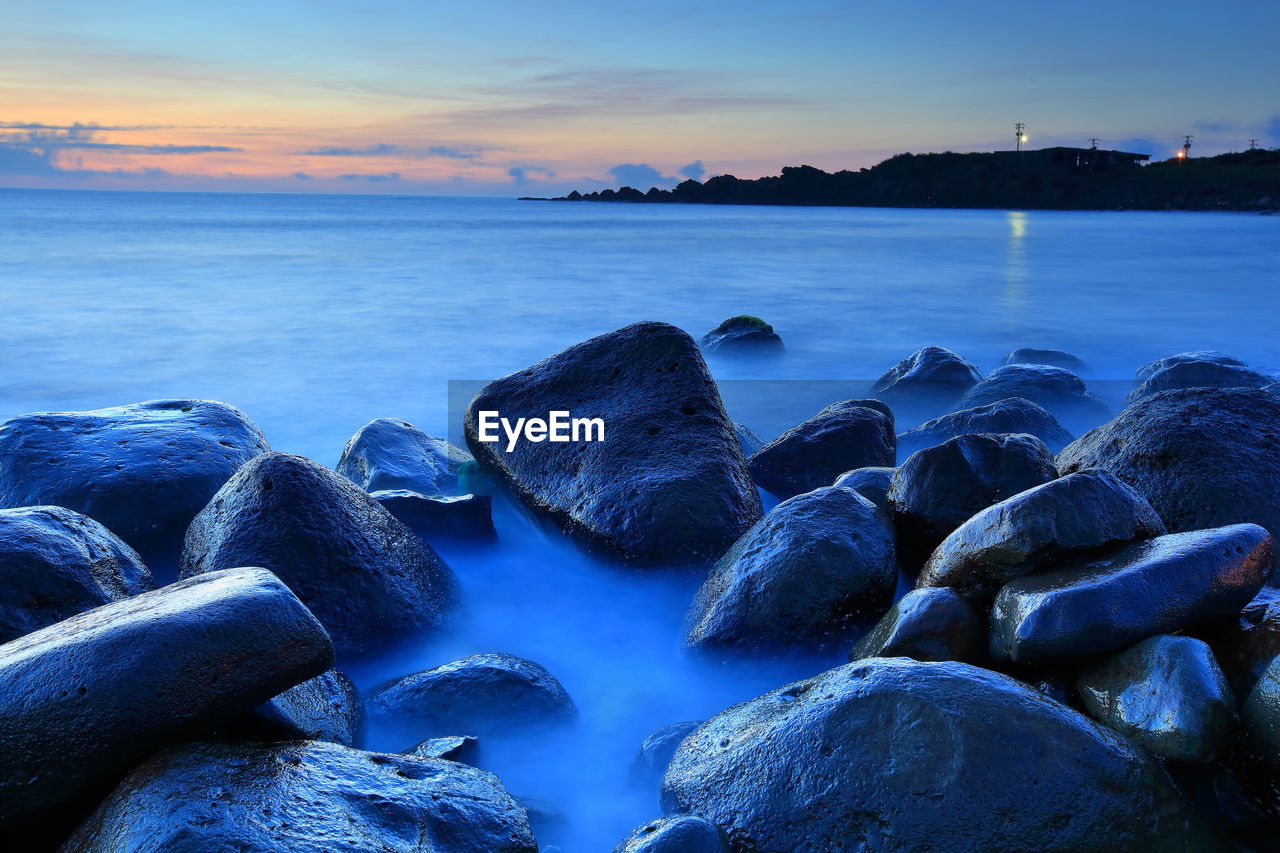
left=508, top=165, right=555, bottom=186
left=607, top=163, right=675, bottom=189
left=678, top=160, right=705, bottom=180
left=339, top=172, right=402, bottom=182
left=427, top=145, right=478, bottom=160
left=294, top=171, right=312, bottom=180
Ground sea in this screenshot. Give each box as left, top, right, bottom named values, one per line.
left=2, top=188, right=1278, bottom=849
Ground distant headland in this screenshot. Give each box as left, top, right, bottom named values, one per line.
left=524, top=147, right=1279, bottom=212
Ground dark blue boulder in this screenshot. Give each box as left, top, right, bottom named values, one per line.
left=699, top=315, right=784, bottom=354
left=236, top=668, right=366, bottom=747
left=1136, top=350, right=1247, bottom=381
left=999, top=347, right=1087, bottom=372
left=613, top=815, right=730, bottom=853
left=748, top=399, right=895, bottom=500
left=897, top=397, right=1073, bottom=458
left=1198, top=587, right=1280, bottom=698
left=406, top=735, right=480, bottom=766
left=337, top=417, right=472, bottom=496
left=373, top=490, right=497, bottom=543
left=831, top=465, right=894, bottom=512
left=1127, top=359, right=1274, bottom=404
left=630, top=721, right=703, bottom=787
left=955, top=365, right=1110, bottom=432
left=849, top=586, right=984, bottom=663
left=870, top=345, right=982, bottom=405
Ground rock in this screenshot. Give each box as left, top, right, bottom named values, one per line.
left=897, top=397, right=1074, bottom=458
left=462, top=321, right=761, bottom=566
left=732, top=422, right=766, bottom=457
left=660, top=658, right=1211, bottom=852
left=699, top=315, right=784, bottom=354
left=513, top=794, right=566, bottom=837
left=612, top=815, right=730, bottom=853
left=370, top=653, right=577, bottom=738
left=179, top=453, right=458, bottom=658
left=62, top=740, right=537, bottom=853
left=1056, top=388, right=1280, bottom=541
left=1242, top=655, right=1280, bottom=764
left=917, top=469, right=1166, bottom=599
left=372, top=490, right=497, bottom=543
left=336, top=417, right=472, bottom=496
left=1077, top=635, right=1236, bottom=763
left=849, top=587, right=984, bottom=663
left=888, top=433, right=1057, bottom=572
left=955, top=365, right=1110, bottom=430
left=989, top=524, right=1273, bottom=665
left=869, top=345, right=982, bottom=404
left=1127, top=360, right=1274, bottom=404
left=236, top=668, right=365, bottom=747
left=748, top=400, right=895, bottom=500
left=831, top=466, right=893, bottom=512
left=999, top=347, right=1087, bottom=371
left=0, top=399, right=269, bottom=571
left=0, top=567, right=333, bottom=836
left=630, top=721, right=703, bottom=787
left=406, top=735, right=480, bottom=766
left=684, top=486, right=896, bottom=654
left=1198, top=587, right=1280, bottom=697
left=1137, top=350, right=1247, bottom=381
left=0, top=506, right=154, bottom=643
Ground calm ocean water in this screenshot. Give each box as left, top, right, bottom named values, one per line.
left=2, top=188, right=1278, bottom=849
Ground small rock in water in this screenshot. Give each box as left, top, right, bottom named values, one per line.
left=612, top=815, right=731, bottom=853
left=0, top=505, right=155, bottom=643
left=630, top=720, right=703, bottom=787
left=989, top=524, right=1273, bottom=664
left=234, top=668, right=366, bottom=747
left=831, top=465, right=894, bottom=512
left=918, top=469, right=1166, bottom=599
left=370, top=652, right=577, bottom=738
left=748, top=399, right=895, bottom=500
left=999, top=347, right=1087, bottom=372
left=180, top=452, right=459, bottom=658
left=684, top=485, right=896, bottom=654
left=337, top=417, right=472, bottom=496
left=62, top=740, right=538, bottom=853
left=870, top=345, right=983, bottom=405
left=897, top=396, right=1073, bottom=458
left=1136, top=350, right=1248, bottom=381
left=1127, top=359, right=1274, bottom=404
left=0, top=399, right=269, bottom=572
left=955, top=364, right=1110, bottom=431
left=699, top=315, right=784, bottom=354
left=1077, top=634, right=1237, bottom=763
left=888, top=432, right=1057, bottom=572
left=373, top=489, right=497, bottom=543
left=849, top=586, right=984, bottom=663
left=406, top=735, right=481, bottom=766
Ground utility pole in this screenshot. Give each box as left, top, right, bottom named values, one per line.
left=1249, top=138, right=1258, bottom=150
left=1182, top=135, right=1193, bottom=158
left=1089, top=138, right=1099, bottom=150
left=1015, top=122, right=1027, bottom=152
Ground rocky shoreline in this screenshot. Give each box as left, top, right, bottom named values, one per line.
left=1, top=322, right=1280, bottom=851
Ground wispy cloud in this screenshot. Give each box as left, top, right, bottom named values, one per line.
left=339, top=171, right=402, bottom=182
left=302, top=142, right=484, bottom=160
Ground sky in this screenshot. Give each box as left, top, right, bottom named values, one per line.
left=1, top=0, right=1277, bottom=195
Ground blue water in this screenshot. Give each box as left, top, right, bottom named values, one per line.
left=2, top=188, right=1278, bottom=849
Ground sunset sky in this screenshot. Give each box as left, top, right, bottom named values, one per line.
left=3, top=0, right=1277, bottom=195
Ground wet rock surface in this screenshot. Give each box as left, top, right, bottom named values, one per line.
left=918, top=469, right=1166, bottom=599
left=0, top=567, right=333, bottom=835
left=1241, top=655, right=1280, bottom=762
left=989, top=524, right=1273, bottom=664
left=62, top=740, right=538, bottom=853
left=661, top=658, right=1212, bottom=852
left=337, top=417, right=472, bottom=496
left=699, top=315, right=784, bottom=354
left=406, top=735, right=480, bottom=766
left=1057, top=388, right=1280, bottom=541
left=0, top=399, right=269, bottom=571
left=888, top=432, right=1057, bottom=571
left=463, top=321, right=762, bottom=566
left=748, top=399, right=895, bottom=500
left=831, top=465, right=893, bottom=512
left=955, top=364, right=1110, bottom=430
left=1077, top=634, right=1237, bottom=763
left=370, top=652, right=577, bottom=738
left=1127, top=359, right=1274, bottom=403
left=897, top=396, right=1074, bottom=457
left=237, top=668, right=365, bottom=747
left=0, top=506, right=154, bottom=643
left=684, top=485, right=896, bottom=654
left=1136, top=350, right=1248, bottom=381
left=870, top=345, right=982, bottom=405
left=630, top=720, right=703, bottom=787
left=849, top=586, right=984, bottom=663
left=179, top=452, right=458, bottom=658
left=998, top=347, right=1087, bottom=371
left=372, top=490, right=497, bottom=543
left=612, top=815, right=730, bottom=853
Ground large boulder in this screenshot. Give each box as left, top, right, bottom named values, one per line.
left=955, top=365, right=1110, bottom=430
left=831, top=466, right=893, bottom=512
left=236, top=668, right=365, bottom=747
left=849, top=586, right=984, bottom=664
left=897, top=397, right=1074, bottom=458
left=1077, top=634, right=1236, bottom=763
left=336, top=418, right=471, bottom=496
left=747, top=400, right=895, bottom=500
left=613, top=815, right=730, bottom=853
left=888, top=433, right=1057, bottom=572
left=1127, top=360, right=1274, bottom=404
left=917, top=470, right=1166, bottom=599
left=869, top=345, right=982, bottom=404
left=370, top=653, right=577, bottom=739
left=0, top=567, right=333, bottom=836
left=699, top=315, right=783, bottom=354
left=0, top=400, right=269, bottom=570
left=1242, top=655, right=1280, bottom=763
left=989, top=524, right=1273, bottom=665
left=999, top=347, right=1087, bottom=372
left=1056, top=388, right=1280, bottom=542
left=0, top=506, right=154, bottom=643
left=373, top=490, right=497, bottom=543
left=179, top=453, right=458, bottom=658
left=684, top=486, right=896, bottom=654
left=1198, top=587, right=1280, bottom=697
left=1136, top=350, right=1248, bottom=381
left=62, top=740, right=537, bottom=852
left=661, top=658, right=1212, bottom=852
left=631, top=721, right=703, bottom=787
left=462, top=322, right=761, bottom=566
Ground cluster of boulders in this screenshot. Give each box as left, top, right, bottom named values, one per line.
left=2, top=320, right=1280, bottom=851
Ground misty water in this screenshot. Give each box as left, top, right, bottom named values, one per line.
left=2, top=188, right=1278, bottom=849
